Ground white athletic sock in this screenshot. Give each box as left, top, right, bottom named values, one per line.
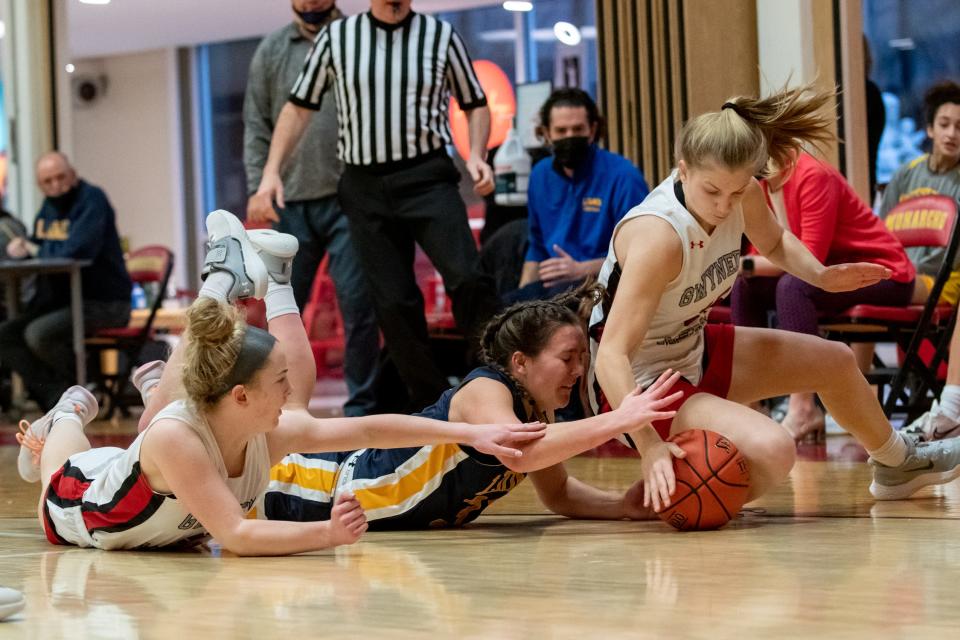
left=50, top=412, right=83, bottom=434
left=198, top=272, right=234, bottom=303
left=938, top=385, right=960, bottom=421
left=264, top=281, right=299, bottom=321
left=868, top=430, right=909, bottom=467
left=138, top=381, right=158, bottom=406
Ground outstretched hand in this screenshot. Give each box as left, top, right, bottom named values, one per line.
left=817, top=262, right=891, bottom=292
left=468, top=421, right=547, bottom=458
left=616, top=369, right=683, bottom=429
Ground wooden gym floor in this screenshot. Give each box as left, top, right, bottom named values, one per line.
left=1, top=413, right=959, bottom=638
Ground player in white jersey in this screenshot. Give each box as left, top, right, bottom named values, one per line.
left=587, top=83, right=960, bottom=513
left=16, top=210, right=545, bottom=554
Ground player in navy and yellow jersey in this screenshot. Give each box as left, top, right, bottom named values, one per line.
left=18, top=211, right=548, bottom=555
left=263, top=291, right=683, bottom=529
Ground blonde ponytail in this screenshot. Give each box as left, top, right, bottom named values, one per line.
left=676, top=82, right=835, bottom=176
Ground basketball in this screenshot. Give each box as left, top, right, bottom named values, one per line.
left=658, top=429, right=751, bottom=531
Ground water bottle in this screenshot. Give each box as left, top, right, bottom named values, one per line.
left=131, top=283, right=147, bottom=310
left=494, top=127, right=531, bottom=206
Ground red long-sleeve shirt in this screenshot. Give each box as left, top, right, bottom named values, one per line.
left=762, top=153, right=915, bottom=283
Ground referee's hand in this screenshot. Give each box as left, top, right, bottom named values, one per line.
left=248, top=172, right=284, bottom=224
left=467, top=157, right=495, bottom=197
left=247, top=193, right=280, bottom=224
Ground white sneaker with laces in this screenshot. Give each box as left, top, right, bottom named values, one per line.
left=16, top=386, right=98, bottom=483
left=0, top=587, right=25, bottom=621
left=900, top=401, right=960, bottom=444
left=202, top=210, right=269, bottom=301
left=870, top=435, right=960, bottom=500
left=247, top=229, right=299, bottom=285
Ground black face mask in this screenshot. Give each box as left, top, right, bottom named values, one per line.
left=48, top=185, right=79, bottom=211
left=552, top=136, right=591, bottom=170
left=295, top=6, right=334, bottom=25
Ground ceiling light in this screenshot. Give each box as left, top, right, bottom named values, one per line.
left=503, top=1, right=533, bottom=11
left=65, top=64, right=76, bottom=73
left=554, top=22, right=581, bottom=46
left=79, top=0, right=111, bottom=5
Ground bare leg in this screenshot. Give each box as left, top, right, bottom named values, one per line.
left=268, top=312, right=315, bottom=411
left=671, top=394, right=795, bottom=501
left=781, top=392, right=824, bottom=441
left=727, top=327, right=893, bottom=450
left=851, top=343, right=875, bottom=374
left=36, top=417, right=91, bottom=523
left=137, top=341, right=185, bottom=432
left=944, top=321, right=960, bottom=385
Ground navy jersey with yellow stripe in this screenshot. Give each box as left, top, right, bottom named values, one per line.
left=264, top=367, right=530, bottom=529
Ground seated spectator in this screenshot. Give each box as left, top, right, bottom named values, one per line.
left=882, top=82, right=960, bottom=440
left=0, top=190, right=27, bottom=258
left=0, top=152, right=131, bottom=410
left=510, top=89, right=648, bottom=302
left=731, top=150, right=915, bottom=441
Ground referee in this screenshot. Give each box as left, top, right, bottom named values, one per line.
left=252, top=0, right=500, bottom=411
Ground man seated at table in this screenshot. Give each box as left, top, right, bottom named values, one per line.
left=510, top=88, right=649, bottom=301
left=0, top=152, right=131, bottom=410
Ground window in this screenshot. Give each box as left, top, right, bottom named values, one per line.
left=864, top=0, right=960, bottom=182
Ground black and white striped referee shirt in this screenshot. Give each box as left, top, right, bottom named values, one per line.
left=289, top=11, right=488, bottom=167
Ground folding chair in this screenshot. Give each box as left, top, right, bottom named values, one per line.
left=86, top=246, right=174, bottom=418
left=301, top=255, right=346, bottom=377
left=820, top=195, right=960, bottom=420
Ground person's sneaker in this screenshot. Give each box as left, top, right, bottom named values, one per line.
left=247, top=229, right=299, bottom=285
left=131, top=360, right=166, bottom=405
left=202, top=209, right=268, bottom=301
left=869, top=436, right=960, bottom=500
left=899, top=401, right=960, bottom=444
left=16, top=386, right=98, bottom=483
left=0, top=587, right=25, bottom=621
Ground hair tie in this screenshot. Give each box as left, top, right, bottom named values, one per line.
left=721, top=101, right=740, bottom=115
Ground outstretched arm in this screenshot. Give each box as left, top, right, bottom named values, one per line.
left=142, top=421, right=367, bottom=556
left=267, top=409, right=546, bottom=464
left=530, top=464, right=654, bottom=520
left=451, top=371, right=681, bottom=473
left=743, top=181, right=891, bottom=291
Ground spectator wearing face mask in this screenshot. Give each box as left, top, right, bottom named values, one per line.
left=511, top=89, right=649, bottom=302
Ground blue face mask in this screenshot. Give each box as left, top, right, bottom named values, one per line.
left=295, top=7, right=334, bottom=25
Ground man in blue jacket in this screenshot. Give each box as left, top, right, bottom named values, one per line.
left=0, top=152, right=131, bottom=410
left=513, top=89, right=648, bottom=301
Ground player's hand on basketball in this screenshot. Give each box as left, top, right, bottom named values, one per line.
left=617, top=370, right=683, bottom=428
left=246, top=192, right=280, bottom=224
left=328, top=492, right=368, bottom=546
left=539, top=245, right=583, bottom=287
left=639, top=440, right=686, bottom=513
left=467, top=156, right=495, bottom=197
left=469, top=421, right=547, bottom=458
left=816, top=262, right=891, bottom=292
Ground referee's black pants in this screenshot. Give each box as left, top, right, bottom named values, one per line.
left=339, top=152, right=501, bottom=411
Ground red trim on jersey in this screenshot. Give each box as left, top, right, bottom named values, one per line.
left=42, top=465, right=89, bottom=545
left=80, top=472, right=158, bottom=533
left=594, top=323, right=736, bottom=440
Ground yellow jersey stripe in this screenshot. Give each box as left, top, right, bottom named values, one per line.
left=350, top=444, right=466, bottom=511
